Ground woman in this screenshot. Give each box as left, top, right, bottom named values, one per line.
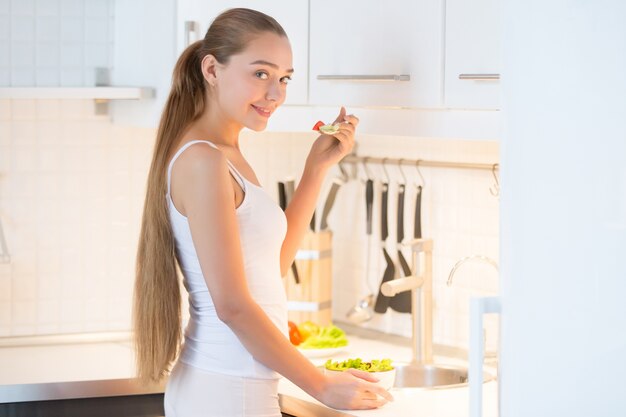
left=133, top=7, right=393, bottom=416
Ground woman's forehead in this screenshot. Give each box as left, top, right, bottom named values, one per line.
left=236, top=33, right=293, bottom=71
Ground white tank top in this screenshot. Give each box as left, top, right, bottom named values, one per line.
left=167, top=140, right=289, bottom=379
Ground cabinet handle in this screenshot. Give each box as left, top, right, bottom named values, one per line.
left=459, top=74, right=500, bottom=80
left=317, top=74, right=410, bottom=82
left=184, top=21, right=199, bottom=47
left=469, top=296, right=501, bottom=417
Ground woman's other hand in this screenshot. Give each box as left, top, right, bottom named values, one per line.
left=317, top=368, right=394, bottom=410
left=306, top=107, right=359, bottom=173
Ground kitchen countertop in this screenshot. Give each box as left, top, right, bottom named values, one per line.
left=0, top=330, right=498, bottom=417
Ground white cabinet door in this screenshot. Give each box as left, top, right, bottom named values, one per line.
left=444, top=0, right=500, bottom=109
left=308, top=0, right=443, bottom=108
left=176, top=0, right=308, bottom=105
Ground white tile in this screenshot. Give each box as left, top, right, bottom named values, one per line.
left=10, top=100, right=36, bottom=120
left=11, top=17, right=35, bottom=42
left=84, top=42, right=107, bottom=67
left=37, top=299, right=60, bottom=324
left=10, top=68, right=35, bottom=85
left=60, top=0, right=83, bottom=17
left=37, top=248, right=61, bottom=275
left=37, top=272, right=61, bottom=300
left=84, top=18, right=107, bottom=42
left=13, top=144, right=38, bottom=171
left=36, top=16, right=59, bottom=41
left=11, top=42, right=36, bottom=67
left=0, top=0, right=8, bottom=13
left=59, top=67, right=84, bottom=85
left=60, top=42, right=82, bottom=66
left=0, top=68, right=9, bottom=85
left=0, top=275, right=12, bottom=302
left=36, top=121, right=61, bottom=144
left=36, top=42, right=58, bottom=66
left=0, top=40, right=9, bottom=63
left=12, top=300, right=37, bottom=325
left=0, top=302, right=11, bottom=328
left=36, top=0, right=60, bottom=16
left=35, top=99, right=60, bottom=119
left=59, top=298, right=83, bottom=322
left=12, top=0, right=34, bottom=15
left=35, top=68, right=58, bottom=86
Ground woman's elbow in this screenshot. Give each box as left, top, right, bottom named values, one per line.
left=214, top=297, right=252, bottom=325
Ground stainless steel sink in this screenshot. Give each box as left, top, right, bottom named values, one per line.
left=393, top=363, right=495, bottom=389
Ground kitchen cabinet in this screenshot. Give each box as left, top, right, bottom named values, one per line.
left=176, top=0, right=309, bottom=106
left=308, top=0, right=443, bottom=108
left=443, top=0, right=500, bottom=109
left=111, top=0, right=177, bottom=127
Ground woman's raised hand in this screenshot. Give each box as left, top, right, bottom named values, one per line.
left=317, top=368, right=394, bottom=410
left=306, top=107, right=359, bottom=173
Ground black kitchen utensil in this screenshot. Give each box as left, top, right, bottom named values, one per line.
left=414, top=185, right=422, bottom=239
left=278, top=181, right=300, bottom=284
left=374, top=182, right=395, bottom=314
left=389, top=182, right=412, bottom=313
left=319, top=177, right=344, bottom=231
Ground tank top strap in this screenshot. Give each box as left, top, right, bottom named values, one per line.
left=167, top=140, right=246, bottom=196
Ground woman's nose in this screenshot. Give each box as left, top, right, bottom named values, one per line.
left=265, top=80, right=285, bottom=102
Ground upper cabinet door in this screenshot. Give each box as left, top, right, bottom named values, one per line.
left=443, top=0, right=500, bottom=109
left=309, top=0, right=443, bottom=108
left=176, top=0, right=309, bottom=106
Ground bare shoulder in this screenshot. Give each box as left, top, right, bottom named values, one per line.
left=173, top=142, right=228, bottom=177
left=170, top=142, right=234, bottom=215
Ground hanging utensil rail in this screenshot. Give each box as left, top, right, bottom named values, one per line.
left=342, top=155, right=498, bottom=172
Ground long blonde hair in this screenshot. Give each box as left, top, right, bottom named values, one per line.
left=133, top=8, right=287, bottom=384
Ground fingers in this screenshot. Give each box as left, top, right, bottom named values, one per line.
left=345, top=368, right=378, bottom=382
left=333, top=106, right=347, bottom=124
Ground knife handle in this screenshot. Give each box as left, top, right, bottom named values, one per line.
left=381, top=183, right=389, bottom=242
left=320, top=181, right=341, bottom=231
left=397, top=184, right=405, bottom=243
left=278, top=182, right=287, bottom=211
left=365, top=179, right=374, bottom=235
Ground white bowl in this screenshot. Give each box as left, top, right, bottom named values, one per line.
left=324, top=367, right=396, bottom=390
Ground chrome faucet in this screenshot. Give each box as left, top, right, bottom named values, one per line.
left=381, top=238, right=433, bottom=364
left=447, top=255, right=499, bottom=362
left=447, top=255, right=498, bottom=286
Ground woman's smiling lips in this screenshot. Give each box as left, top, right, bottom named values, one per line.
left=251, top=104, right=272, bottom=118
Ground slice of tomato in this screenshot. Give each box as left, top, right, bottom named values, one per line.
left=288, top=321, right=303, bottom=345
left=312, top=120, right=325, bottom=131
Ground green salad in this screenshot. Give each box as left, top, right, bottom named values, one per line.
left=324, top=358, right=394, bottom=372
left=298, top=324, right=348, bottom=349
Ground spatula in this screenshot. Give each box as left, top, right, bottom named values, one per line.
left=374, top=182, right=395, bottom=314
left=389, top=182, right=412, bottom=313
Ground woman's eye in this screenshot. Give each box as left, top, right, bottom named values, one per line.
left=280, top=76, right=292, bottom=85
left=255, top=71, right=269, bottom=80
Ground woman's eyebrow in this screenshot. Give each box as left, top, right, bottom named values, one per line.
left=249, top=59, right=294, bottom=73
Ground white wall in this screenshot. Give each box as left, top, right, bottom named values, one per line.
left=500, top=0, right=626, bottom=415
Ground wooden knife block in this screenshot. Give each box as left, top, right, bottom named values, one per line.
left=284, top=230, right=333, bottom=326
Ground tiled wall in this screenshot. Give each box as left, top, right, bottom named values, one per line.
left=0, top=0, right=114, bottom=86
left=0, top=100, right=499, bottom=351
left=0, top=99, right=153, bottom=336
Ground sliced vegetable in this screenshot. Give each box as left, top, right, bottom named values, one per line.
left=297, top=320, right=319, bottom=342
left=324, top=358, right=394, bottom=372
left=319, top=124, right=340, bottom=135
left=288, top=320, right=302, bottom=345
left=312, top=120, right=325, bottom=131
left=312, top=120, right=340, bottom=135
left=298, top=324, right=348, bottom=349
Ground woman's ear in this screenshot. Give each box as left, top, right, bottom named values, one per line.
left=201, top=54, right=219, bottom=87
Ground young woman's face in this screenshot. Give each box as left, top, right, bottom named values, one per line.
left=215, top=32, right=293, bottom=131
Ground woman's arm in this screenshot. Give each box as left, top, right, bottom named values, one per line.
left=173, top=145, right=391, bottom=410
left=280, top=108, right=359, bottom=275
